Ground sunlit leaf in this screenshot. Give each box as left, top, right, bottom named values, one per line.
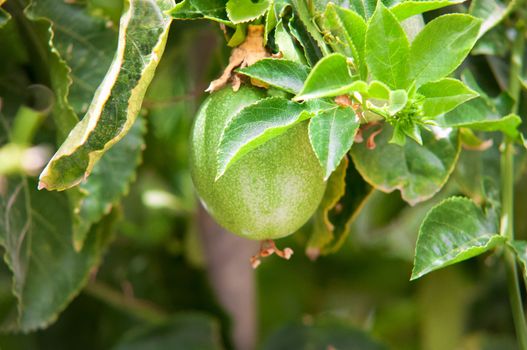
left=365, top=3, right=409, bottom=89
left=391, top=0, right=465, bottom=21
left=237, top=58, right=309, bottom=94
left=226, top=0, right=270, bottom=24
left=418, top=78, right=479, bottom=118
left=309, top=107, right=359, bottom=179
left=295, top=53, right=367, bottom=101
left=409, top=14, right=481, bottom=87
left=216, top=97, right=310, bottom=179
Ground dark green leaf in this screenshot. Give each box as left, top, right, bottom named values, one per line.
left=39, top=0, right=174, bottom=191
left=263, top=316, right=387, bottom=350
left=0, top=6, right=10, bottom=29
left=365, top=3, right=409, bottom=89
left=112, top=313, right=223, bottom=350
left=412, top=197, right=503, bottom=280
left=321, top=157, right=373, bottom=254
left=226, top=0, right=270, bottom=24
left=472, top=25, right=510, bottom=56
left=418, top=78, right=479, bottom=118
left=27, top=0, right=118, bottom=119
left=409, top=14, right=481, bottom=87
left=351, top=124, right=460, bottom=205
left=295, top=53, right=367, bottom=101
left=288, top=12, right=324, bottom=66
left=290, top=0, right=330, bottom=56
left=307, top=157, right=348, bottom=254
left=169, top=0, right=231, bottom=25
left=73, top=118, right=145, bottom=249
left=510, top=241, right=527, bottom=281
left=0, top=178, right=115, bottom=331
left=29, top=0, right=148, bottom=249
left=216, top=97, right=310, bottom=179
left=309, top=107, right=359, bottom=179
left=237, top=58, right=309, bottom=94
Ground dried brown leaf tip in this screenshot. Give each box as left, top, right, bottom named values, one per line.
left=206, top=25, right=270, bottom=93
left=250, top=239, right=294, bottom=269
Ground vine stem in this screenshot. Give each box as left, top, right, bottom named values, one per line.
left=501, top=141, right=527, bottom=349
left=84, top=281, right=169, bottom=323
left=501, top=14, right=527, bottom=349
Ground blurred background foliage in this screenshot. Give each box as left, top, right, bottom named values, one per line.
left=0, top=0, right=527, bottom=349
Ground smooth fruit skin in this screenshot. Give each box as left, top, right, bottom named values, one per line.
left=190, top=87, right=326, bottom=240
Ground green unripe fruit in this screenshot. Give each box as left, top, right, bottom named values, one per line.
left=190, top=87, right=326, bottom=240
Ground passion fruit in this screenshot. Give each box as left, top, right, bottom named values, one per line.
left=190, top=87, right=326, bottom=240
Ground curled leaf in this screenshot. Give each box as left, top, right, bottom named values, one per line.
left=39, top=0, right=174, bottom=191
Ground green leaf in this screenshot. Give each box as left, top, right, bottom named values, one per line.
left=348, top=0, right=378, bottom=18
left=510, top=241, right=527, bottom=280
left=112, top=313, right=223, bottom=350
left=412, top=197, right=503, bottom=280
left=216, top=97, right=310, bottom=179
left=27, top=0, right=118, bottom=120
left=351, top=125, right=460, bottom=205
left=437, top=70, right=522, bottom=138
left=39, top=0, right=174, bottom=191
left=273, top=19, right=307, bottom=64
left=418, top=78, right=479, bottom=118
left=237, top=58, right=309, bottom=94
left=472, top=25, right=510, bottom=56
left=226, top=0, right=270, bottom=24
left=0, top=177, right=115, bottom=331
left=391, top=0, right=465, bottom=21
left=409, top=14, right=481, bottom=87
left=263, top=316, right=387, bottom=350
left=309, top=107, right=359, bottom=179
left=469, top=0, right=516, bottom=38
left=168, top=0, right=232, bottom=26
left=288, top=13, right=324, bottom=66
left=294, top=53, right=367, bottom=101
left=73, top=118, right=145, bottom=249
left=27, top=0, right=142, bottom=250
left=365, top=3, right=409, bottom=89
left=439, top=101, right=522, bottom=138
left=0, top=6, right=10, bottom=29
left=387, top=89, right=408, bottom=115
left=227, top=23, right=247, bottom=47
left=307, top=157, right=348, bottom=254
left=322, top=3, right=367, bottom=79
left=290, top=0, right=330, bottom=56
